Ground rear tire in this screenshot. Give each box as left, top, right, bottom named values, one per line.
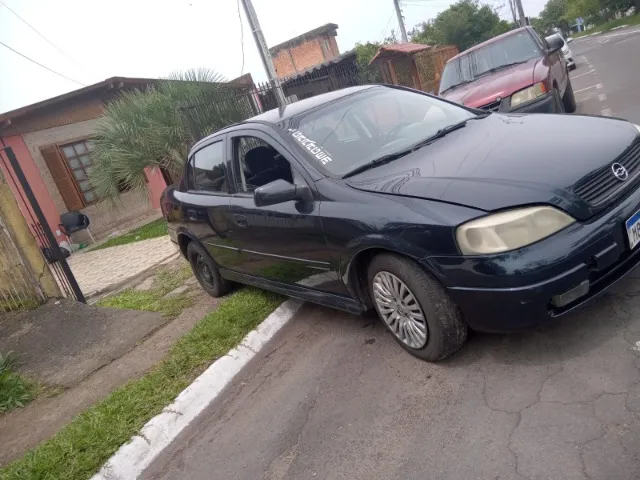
left=562, top=80, right=577, bottom=113
left=187, top=242, right=231, bottom=298
left=367, top=253, right=467, bottom=362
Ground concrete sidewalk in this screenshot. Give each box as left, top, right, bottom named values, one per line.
left=67, top=236, right=178, bottom=299
left=143, top=272, right=640, bottom=480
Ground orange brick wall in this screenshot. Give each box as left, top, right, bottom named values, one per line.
left=272, top=35, right=338, bottom=78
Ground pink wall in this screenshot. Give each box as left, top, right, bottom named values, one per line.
left=0, top=135, right=65, bottom=243
left=144, top=167, right=168, bottom=209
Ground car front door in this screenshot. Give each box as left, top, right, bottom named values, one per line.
left=225, top=129, right=343, bottom=294
left=179, top=137, right=240, bottom=269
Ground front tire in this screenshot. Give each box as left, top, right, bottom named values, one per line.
left=367, top=254, right=467, bottom=361
left=562, top=80, right=577, bottom=113
left=187, top=241, right=231, bottom=298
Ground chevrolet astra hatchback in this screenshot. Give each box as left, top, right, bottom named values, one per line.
left=162, top=85, right=640, bottom=361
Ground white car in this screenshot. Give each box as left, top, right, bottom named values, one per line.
left=546, top=33, right=576, bottom=70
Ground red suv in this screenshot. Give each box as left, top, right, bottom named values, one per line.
left=439, top=26, right=576, bottom=114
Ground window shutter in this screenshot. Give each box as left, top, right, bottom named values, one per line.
left=40, top=145, right=85, bottom=211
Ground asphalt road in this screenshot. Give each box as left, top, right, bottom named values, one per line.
left=144, top=29, right=640, bottom=480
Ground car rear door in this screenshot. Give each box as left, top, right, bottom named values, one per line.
left=179, top=136, right=240, bottom=269
left=224, top=128, right=342, bottom=294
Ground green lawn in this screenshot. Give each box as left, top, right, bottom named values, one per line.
left=0, top=353, right=35, bottom=413
left=91, top=218, right=168, bottom=251
left=97, top=265, right=194, bottom=318
left=0, top=286, right=283, bottom=480
left=573, top=13, right=640, bottom=37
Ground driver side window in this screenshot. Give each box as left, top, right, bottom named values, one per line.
left=232, top=135, right=301, bottom=194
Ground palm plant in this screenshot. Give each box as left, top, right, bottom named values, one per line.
left=90, top=69, right=250, bottom=202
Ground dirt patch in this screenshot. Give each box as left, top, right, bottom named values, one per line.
left=0, top=261, right=219, bottom=467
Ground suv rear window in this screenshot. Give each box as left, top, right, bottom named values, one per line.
left=440, top=31, right=541, bottom=94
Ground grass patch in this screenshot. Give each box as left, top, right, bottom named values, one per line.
left=91, top=219, right=168, bottom=251
left=573, top=13, right=640, bottom=37
left=97, top=265, right=194, bottom=318
left=0, top=288, right=283, bottom=480
left=0, top=353, right=35, bottom=413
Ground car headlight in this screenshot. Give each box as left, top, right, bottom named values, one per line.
left=456, top=206, right=575, bottom=255
left=510, top=82, right=547, bottom=108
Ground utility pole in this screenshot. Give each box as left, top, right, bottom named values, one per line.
left=514, top=0, right=526, bottom=26
left=508, top=0, right=518, bottom=26
left=393, top=0, right=409, bottom=43
left=239, top=0, right=286, bottom=107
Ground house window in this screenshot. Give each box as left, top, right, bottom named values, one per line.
left=59, top=140, right=96, bottom=204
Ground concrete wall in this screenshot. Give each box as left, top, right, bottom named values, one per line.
left=0, top=135, right=65, bottom=243
left=21, top=118, right=167, bottom=241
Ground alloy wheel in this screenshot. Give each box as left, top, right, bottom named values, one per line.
left=372, top=271, right=428, bottom=349
left=195, top=254, right=215, bottom=289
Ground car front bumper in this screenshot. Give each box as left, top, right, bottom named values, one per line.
left=426, top=185, right=640, bottom=333
left=509, top=92, right=558, bottom=114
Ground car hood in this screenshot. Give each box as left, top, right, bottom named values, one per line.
left=345, top=114, right=639, bottom=221
left=440, top=58, right=539, bottom=108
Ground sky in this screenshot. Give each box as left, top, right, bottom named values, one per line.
left=0, top=0, right=549, bottom=114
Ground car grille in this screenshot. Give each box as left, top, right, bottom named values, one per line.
left=573, top=138, right=640, bottom=206
left=479, top=100, right=501, bottom=112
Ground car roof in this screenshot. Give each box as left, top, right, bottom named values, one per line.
left=190, top=85, right=377, bottom=151
left=447, top=26, right=532, bottom=63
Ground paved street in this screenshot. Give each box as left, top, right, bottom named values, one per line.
left=143, top=28, right=640, bottom=480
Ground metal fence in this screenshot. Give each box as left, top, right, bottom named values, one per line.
left=179, top=63, right=368, bottom=141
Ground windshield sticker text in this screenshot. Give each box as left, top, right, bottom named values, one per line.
left=288, top=129, right=333, bottom=165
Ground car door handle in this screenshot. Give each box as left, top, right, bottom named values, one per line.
left=234, top=214, right=248, bottom=227
left=186, top=209, right=198, bottom=221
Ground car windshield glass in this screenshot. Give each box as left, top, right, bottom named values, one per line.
left=280, top=87, right=475, bottom=177
left=439, top=31, right=541, bottom=92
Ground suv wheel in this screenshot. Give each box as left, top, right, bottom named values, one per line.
left=187, top=241, right=232, bottom=298
left=553, top=87, right=565, bottom=113
left=562, top=80, right=577, bottom=113
left=367, top=253, right=467, bottom=361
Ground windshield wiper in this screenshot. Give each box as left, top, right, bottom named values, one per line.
left=343, top=114, right=489, bottom=178
left=475, top=60, right=527, bottom=79
left=439, top=79, right=474, bottom=95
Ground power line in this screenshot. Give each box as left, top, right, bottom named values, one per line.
left=378, top=10, right=395, bottom=41
left=0, top=0, right=92, bottom=75
left=0, top=40, right=86, bottom=86
left=236, top=0, right=245, bottom=75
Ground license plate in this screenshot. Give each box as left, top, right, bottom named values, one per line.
left=625, top=209, right=640, bottom=250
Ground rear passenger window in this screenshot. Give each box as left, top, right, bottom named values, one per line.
left=193, top=142, right=228, bottom=194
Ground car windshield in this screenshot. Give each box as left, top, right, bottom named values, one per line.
left=439, top=31, right=541, bottom=93
left=280, top=87, right=476, bottom=177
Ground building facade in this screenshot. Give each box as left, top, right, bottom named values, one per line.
left=0, top=77, right=168, bottom=245
left=270, top=23, right=341, bottom=79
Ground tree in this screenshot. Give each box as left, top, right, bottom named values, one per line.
left=534, top=0, right=570, bottom=34
left=90, top=69, right=247, bottom=202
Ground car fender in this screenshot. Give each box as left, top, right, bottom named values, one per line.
left=340, top=234, right=436, bottom=296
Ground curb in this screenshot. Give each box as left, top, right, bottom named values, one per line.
left=91, top=297, right=303, bottom=480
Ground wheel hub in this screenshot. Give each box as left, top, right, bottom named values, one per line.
left=372, top=271, right=428, bottom=349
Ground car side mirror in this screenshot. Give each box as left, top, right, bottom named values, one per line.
left=546, top=35, right=564, bottom=53
left=254, top=179, right=312, bottom=207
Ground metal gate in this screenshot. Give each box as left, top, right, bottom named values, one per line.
left=0, top=145, right=85, bottom=303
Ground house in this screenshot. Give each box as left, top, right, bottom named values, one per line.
left=270, top=23, right=341, bottom=79
left=0, top=75, right=255, bottom=247
left=0, top=77, right=168, bottom=246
